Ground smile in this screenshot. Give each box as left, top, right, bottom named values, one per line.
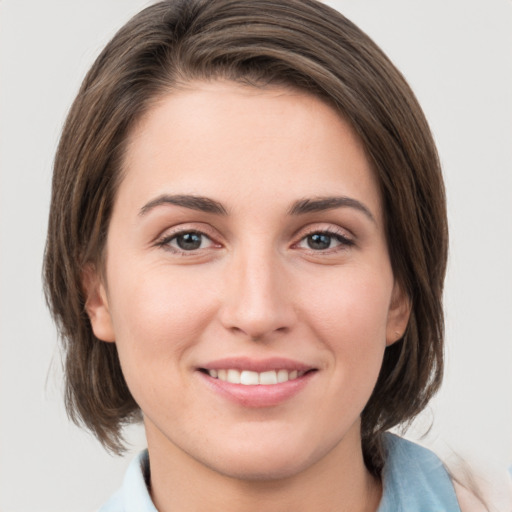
left=205, top=369, right=306, bottom=385
left=197, top=358, right=318, bottom=406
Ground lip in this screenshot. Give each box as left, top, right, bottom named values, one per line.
left=196, top=357, right=317, bottom=408
left=199, top=356, right=314, bottom=373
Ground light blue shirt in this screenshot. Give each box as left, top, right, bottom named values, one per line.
left=99, top=433, right=460, bottom=511
left=378, top=434, right=460, bottom=511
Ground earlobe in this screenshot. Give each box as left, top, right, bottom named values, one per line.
left=386, top=282, right=411, bottom=346
left=81, top=264, right=115, bottom=342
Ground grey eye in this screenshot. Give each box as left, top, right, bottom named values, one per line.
left=296, top=230, right=354, bottom=252
left=174, top=232, right=205, bottom=250
left=307, top=233, right=333, bottom=250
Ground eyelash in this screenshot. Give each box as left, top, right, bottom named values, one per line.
left=155, top=229, right=218, bottom=254
left=295, top=228, right=355, bottom=253
left=155, top=227, right=354, bottom=255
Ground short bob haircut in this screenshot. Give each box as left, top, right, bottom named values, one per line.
left=44, top=0, right=448, bottom=475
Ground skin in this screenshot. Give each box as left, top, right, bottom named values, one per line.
left=84, top=81, right=410, bottom=512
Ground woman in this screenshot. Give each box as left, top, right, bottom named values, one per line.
left=43, top=0, right=485, bottom=510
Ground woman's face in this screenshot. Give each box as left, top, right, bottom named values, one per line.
left=86, top=81, right=409, bottom=480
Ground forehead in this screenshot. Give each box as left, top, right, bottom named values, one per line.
left=118, top=80, right=382, bottom=220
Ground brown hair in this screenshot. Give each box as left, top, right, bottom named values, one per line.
left=44, top=0, right=448, bottom=474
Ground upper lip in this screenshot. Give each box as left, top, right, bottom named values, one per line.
left=199, top=357, right=315, bottom=373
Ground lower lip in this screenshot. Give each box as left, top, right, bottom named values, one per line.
left=197, top=371, right=316, bottom=408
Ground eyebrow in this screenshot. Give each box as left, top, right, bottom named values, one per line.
left=288, top=196, right=375, bottom=222
left=139, top=194, right=228, bottom=216
left=139, top=193, right=375, bottom=222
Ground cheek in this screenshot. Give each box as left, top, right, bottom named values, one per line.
left=105, top=265, right=222, bottom=417
left=107, top=264, right=219, bottom=367
left=302, top=266, right=392, bottom=362
left=291, top=267, right=393, bottom=427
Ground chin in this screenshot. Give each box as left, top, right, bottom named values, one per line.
left=196, top=434, right=332, bottom=482
left=208, top=451, right=313, bottom=482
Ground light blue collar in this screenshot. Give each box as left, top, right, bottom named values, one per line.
left=377, top=433, right=460, bottom=511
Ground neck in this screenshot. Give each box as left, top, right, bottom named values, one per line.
left=146, top=423, right=382, bottom=512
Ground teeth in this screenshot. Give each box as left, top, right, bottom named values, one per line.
left=207, top=369, right=305, bottom=385
left=259, top=370, right=277, bottom=385
left=240, top=370, right=259, bottom=385
left=277, top=369, right=289, bottom=383
left=227, top=369, right=241, bottom=384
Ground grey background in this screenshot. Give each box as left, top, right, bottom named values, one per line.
left=1, top=0, right=511, bottom=510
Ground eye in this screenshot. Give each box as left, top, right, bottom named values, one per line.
left=157, top=230, right=217, bottom=252
left=296, top=230, right=354, bottom=251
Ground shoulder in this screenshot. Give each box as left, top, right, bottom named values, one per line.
left=379, top=434, right=461, bottom=511
left=97, top=450, right=157, bottom=512
left=97, top=490, right=124, bottom=512
left=382, top=435, right=512, bottom=512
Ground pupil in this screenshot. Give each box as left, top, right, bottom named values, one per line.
left=177, top=232, right=202, bottom=250
left=308, top=233, right=331, bottom=250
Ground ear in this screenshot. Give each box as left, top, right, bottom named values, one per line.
left=81, top=264, right=115, bottom=342
left=385, top=281, right=411, bottom=346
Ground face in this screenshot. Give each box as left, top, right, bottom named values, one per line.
left=85, top=81, right=409, bottom=480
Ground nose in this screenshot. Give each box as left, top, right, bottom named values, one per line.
left=219, top=247, right=296, bottom=341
